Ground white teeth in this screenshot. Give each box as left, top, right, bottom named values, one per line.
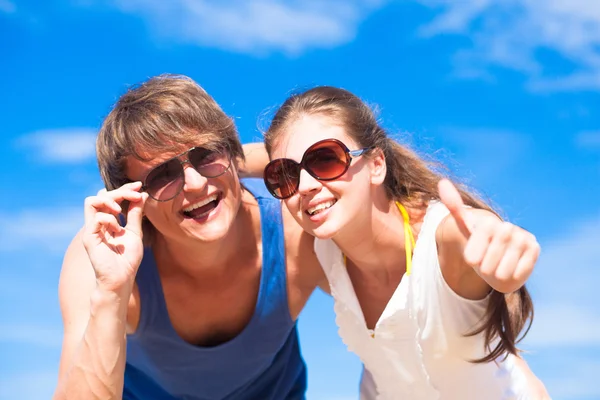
left=307, top=200, right=336, bottom=216
left=183, top=194, right=218, bottom=213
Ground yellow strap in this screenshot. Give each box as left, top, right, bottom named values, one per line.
left=396, top=201, right=415, bottom=276
left=343, top=201, right=415, bottom=275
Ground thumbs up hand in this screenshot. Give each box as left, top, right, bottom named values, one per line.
left=438, top=179, right=540, bottom=293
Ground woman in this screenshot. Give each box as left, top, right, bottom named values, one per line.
left=261, top=86, right=549, bottom=399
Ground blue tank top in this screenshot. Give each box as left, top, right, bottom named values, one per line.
left=123, top=178, right=307, bottom=400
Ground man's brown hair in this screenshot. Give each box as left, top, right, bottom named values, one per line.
left=96, top=74, right=244, bottom=192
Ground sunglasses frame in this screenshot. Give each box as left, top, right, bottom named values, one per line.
left=141, top=146, right=231, bottom=202
left=264, top=138, right=370, bottom=200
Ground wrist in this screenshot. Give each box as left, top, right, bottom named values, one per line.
left=90, top=283, right=132, bottom=315
left=94, top=274, right=135, bottom=296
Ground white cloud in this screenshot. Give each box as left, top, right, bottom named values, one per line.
left=0, top=208, right=82, bottom=254
left=15, top=128, right=97, bottom=164
left=84, top=0, right=382, bottom=56
left=0, top=0, right=16, bottom=13
left=79, top=0, right=600, bottom=89
left=576, top=130, right=600, bottom=148
left=414, top=0, right=600, bottom=91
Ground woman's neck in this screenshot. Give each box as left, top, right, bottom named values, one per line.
left=333, top=196, right=424, bottom=283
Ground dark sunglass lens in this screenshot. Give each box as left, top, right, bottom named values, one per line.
left=189, top=147, right=229, bottom=178
left=304, top=142, right=348, bottom=180
left=145, top=159, right=183, bottom=200
left=264, top=159, right=300, bottom=199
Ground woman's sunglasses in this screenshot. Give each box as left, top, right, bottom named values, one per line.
left=142, top=146, right=231, bottom=202
left=263, top=138, right=370, bottom=200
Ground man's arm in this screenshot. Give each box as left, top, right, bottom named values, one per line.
left=53, top=231, right=130, bottom=400
left=54, top=184, right=146, bottom=400
left=239, top=143, right=270, bottom=178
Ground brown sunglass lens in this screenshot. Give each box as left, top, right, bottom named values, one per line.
left=304, top=143, right=348, bottom=180
left=265, top=159, right=300, bottom=199
left=145, top=159, right=184, bottom=199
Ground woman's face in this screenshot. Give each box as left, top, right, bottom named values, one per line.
left=269, top=114, right=382, bottom=240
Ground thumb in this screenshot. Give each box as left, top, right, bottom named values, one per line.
left=438, top=178, right=471, bottom=238
left=125, top=192, right=148, bottom=237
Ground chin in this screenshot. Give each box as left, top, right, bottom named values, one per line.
left=187, top=220, right=232, bottom=242
left=183, top=205, right=236, bottom=243
left=305, top=222, right=340, bottom=241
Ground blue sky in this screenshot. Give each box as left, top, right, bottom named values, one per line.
left=1, top=0, right=599, bottom=399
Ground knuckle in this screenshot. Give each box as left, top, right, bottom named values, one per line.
left=528, top=232, right=540, bottom=247
left=529, top=241, right=541, bottom=260
left=534, top=241, right=541, bottom=254
left=510, top=231, right=528, bottom=251
left=501, top=221, right=514, bottom=233
left=497, top=222, right=514, bottom=242
left=480, top=217, right=500, bottom=235
left=94, top=214, right=106, bottom=224
left=495, top=267, right=513, bottom=282
left=520, top=232, right=539, bottom=253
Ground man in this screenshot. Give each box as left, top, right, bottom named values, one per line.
left=53, top=74, right=326, bottom=400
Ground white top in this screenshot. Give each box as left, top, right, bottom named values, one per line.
left=315, top=201, right=531, bottom=400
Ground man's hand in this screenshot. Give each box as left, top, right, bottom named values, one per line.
left=82, top=181, right=148, bottom=293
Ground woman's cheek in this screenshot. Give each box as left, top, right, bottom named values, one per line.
left=286, top=198, right=302, bottom=219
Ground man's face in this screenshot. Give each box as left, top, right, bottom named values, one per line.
left=126, top=144, right=243, bottom=244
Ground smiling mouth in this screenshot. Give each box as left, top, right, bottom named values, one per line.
left=306, top=199, right=337, bottom=216
left=182, top=193, right=222, bottom=219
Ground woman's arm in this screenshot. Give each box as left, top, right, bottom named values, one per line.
left=435, top=179, right=540, bottom=299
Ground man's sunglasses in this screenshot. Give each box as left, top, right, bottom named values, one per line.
left=142, top=146, right=231, bottom=202
left=263, top=138, right=370, bottom=200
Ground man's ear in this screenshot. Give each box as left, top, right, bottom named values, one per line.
left=369, top=148, right=386, bottom=185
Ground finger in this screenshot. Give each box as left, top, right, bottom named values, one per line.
left=95, top=181, right=143, bottom=201
left=491, top=235, right=525, bottom=283
left=118, top=181, right=143, bottom=191
left=438, top=179, right=471, bottom=238
left=89, top=212, right=124, bottom=237
left=84, top=195, right=123, bottom=226
left=102, top=184, right=144, bottom=203
left=125, top=192, right=148, bottom=237
left=477, top=221, right=514, bottom=277
left=463, top=217, right=496, bottom=267
left=512, top=235, right=540, bottom=284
